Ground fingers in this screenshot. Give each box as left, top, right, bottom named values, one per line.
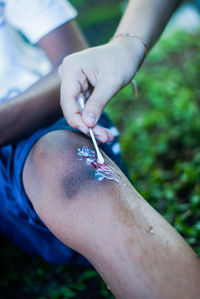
left=59, top=57, right=114, bottom=143
left=92, top=125, right=114, bottom=143
left=59, top=57, right=89, bottom=132
left=81, top=76, right=117, bottom=128
left=59, top=48, right=120, bottom=143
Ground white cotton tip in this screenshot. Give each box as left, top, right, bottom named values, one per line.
left=97, top=152, right=104, bottom=164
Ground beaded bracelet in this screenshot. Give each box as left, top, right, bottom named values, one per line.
left=112, top=33, right=149, bottom=57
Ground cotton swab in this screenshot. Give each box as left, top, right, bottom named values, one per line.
left=77, top=93, right=105, bottom=164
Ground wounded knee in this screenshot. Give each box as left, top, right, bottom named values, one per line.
left=29, top=131, right=137, bottom=230
left=30, top=130, right=112, bottom=199
left=61, top=166, right=96, bottom=199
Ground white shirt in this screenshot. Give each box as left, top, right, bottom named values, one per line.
left=0, top=0, right=77, bottom=101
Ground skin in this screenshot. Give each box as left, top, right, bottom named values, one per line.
left=22, top=129, right=200, bottom=299
left=0, top=21, right=113, bottom=146
left=0, top=20, right=86, bottom=146
left=0, top=21, right=112, bottom=146
left=59, top=0, right=181, bottom=140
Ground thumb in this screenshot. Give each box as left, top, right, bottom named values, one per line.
left=82, top=78, right=117, bottom=127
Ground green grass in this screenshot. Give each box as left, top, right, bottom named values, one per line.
left=73, top=0, right=122, bottom=45
left=106, top=30, right=200, bottom=254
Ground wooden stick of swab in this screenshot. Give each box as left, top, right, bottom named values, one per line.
left=78, top=93, right=105, bottom=164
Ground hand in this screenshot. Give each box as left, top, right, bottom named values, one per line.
left=59, top=37, right=145, bottom=143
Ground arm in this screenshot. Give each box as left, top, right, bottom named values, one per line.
left=59, top=0, right=181, bottom=142
left=0, top=21, right=88, bottom=147
left=114, top=0, right=180, bottom=48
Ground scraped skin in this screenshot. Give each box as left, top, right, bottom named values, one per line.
left=77, top=146, right=121, bottom=182
left=23, top=130, right=200, bottom=299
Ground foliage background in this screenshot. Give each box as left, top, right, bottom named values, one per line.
left=1, top=0, right=200, bottom=298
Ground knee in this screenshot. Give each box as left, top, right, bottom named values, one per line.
left=23, top=130, right=138, bottom=252
left=23, top=130, right=104, bottom=202
left=32, top=130, right=88, bottom=183
left=23, top=129, right=121, bottom=243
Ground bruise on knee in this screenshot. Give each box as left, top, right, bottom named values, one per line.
left=62, top=150, right=138, bottom=231
left=32, top=130, right=110, bottom=199
left=60, top=153, right=113, bottom=199
left=30, top=129, right=139, bottom=230
left=62, top=167, right=95, bottom=199
left=25, top=130, right=96, bottom=200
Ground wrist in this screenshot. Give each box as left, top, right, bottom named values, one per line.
left=109, top=36, right=146, bottom=80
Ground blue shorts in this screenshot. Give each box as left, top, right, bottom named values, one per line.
left=0, top=114, right=126, bottom=265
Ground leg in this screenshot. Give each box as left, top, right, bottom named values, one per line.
left=23, top=130, right=200, bottom=299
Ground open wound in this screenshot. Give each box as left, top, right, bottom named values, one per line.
left=77, top=146, right=120, bottom=182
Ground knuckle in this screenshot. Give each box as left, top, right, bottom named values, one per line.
left=62, top=54, right=77, bottom=71
left=89, top=99, right=104, bottom=112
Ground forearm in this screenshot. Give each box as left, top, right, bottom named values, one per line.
left=0, top=69, right=61, bottom=146
left=115, top=0, right=181, bottom=49
left=0, top=21, right=88, bottom=147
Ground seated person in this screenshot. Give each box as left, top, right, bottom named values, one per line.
left=0, top=0, right=123, bottom=266
left=0, top=0, right=88, bottom=265
left=1, top=0, right=200, bottom=298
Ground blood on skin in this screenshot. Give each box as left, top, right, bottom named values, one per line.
left=77, top=146, right=121, bottom=182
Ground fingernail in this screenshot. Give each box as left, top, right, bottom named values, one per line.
left=96, top=135, right=105, bottom=143
left=78, top=126, right=88, bottom=134
left=85, top=112, right=97, bottom=127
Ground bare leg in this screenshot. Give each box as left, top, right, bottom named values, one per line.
left=23, top=130, right=200, bottom=299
